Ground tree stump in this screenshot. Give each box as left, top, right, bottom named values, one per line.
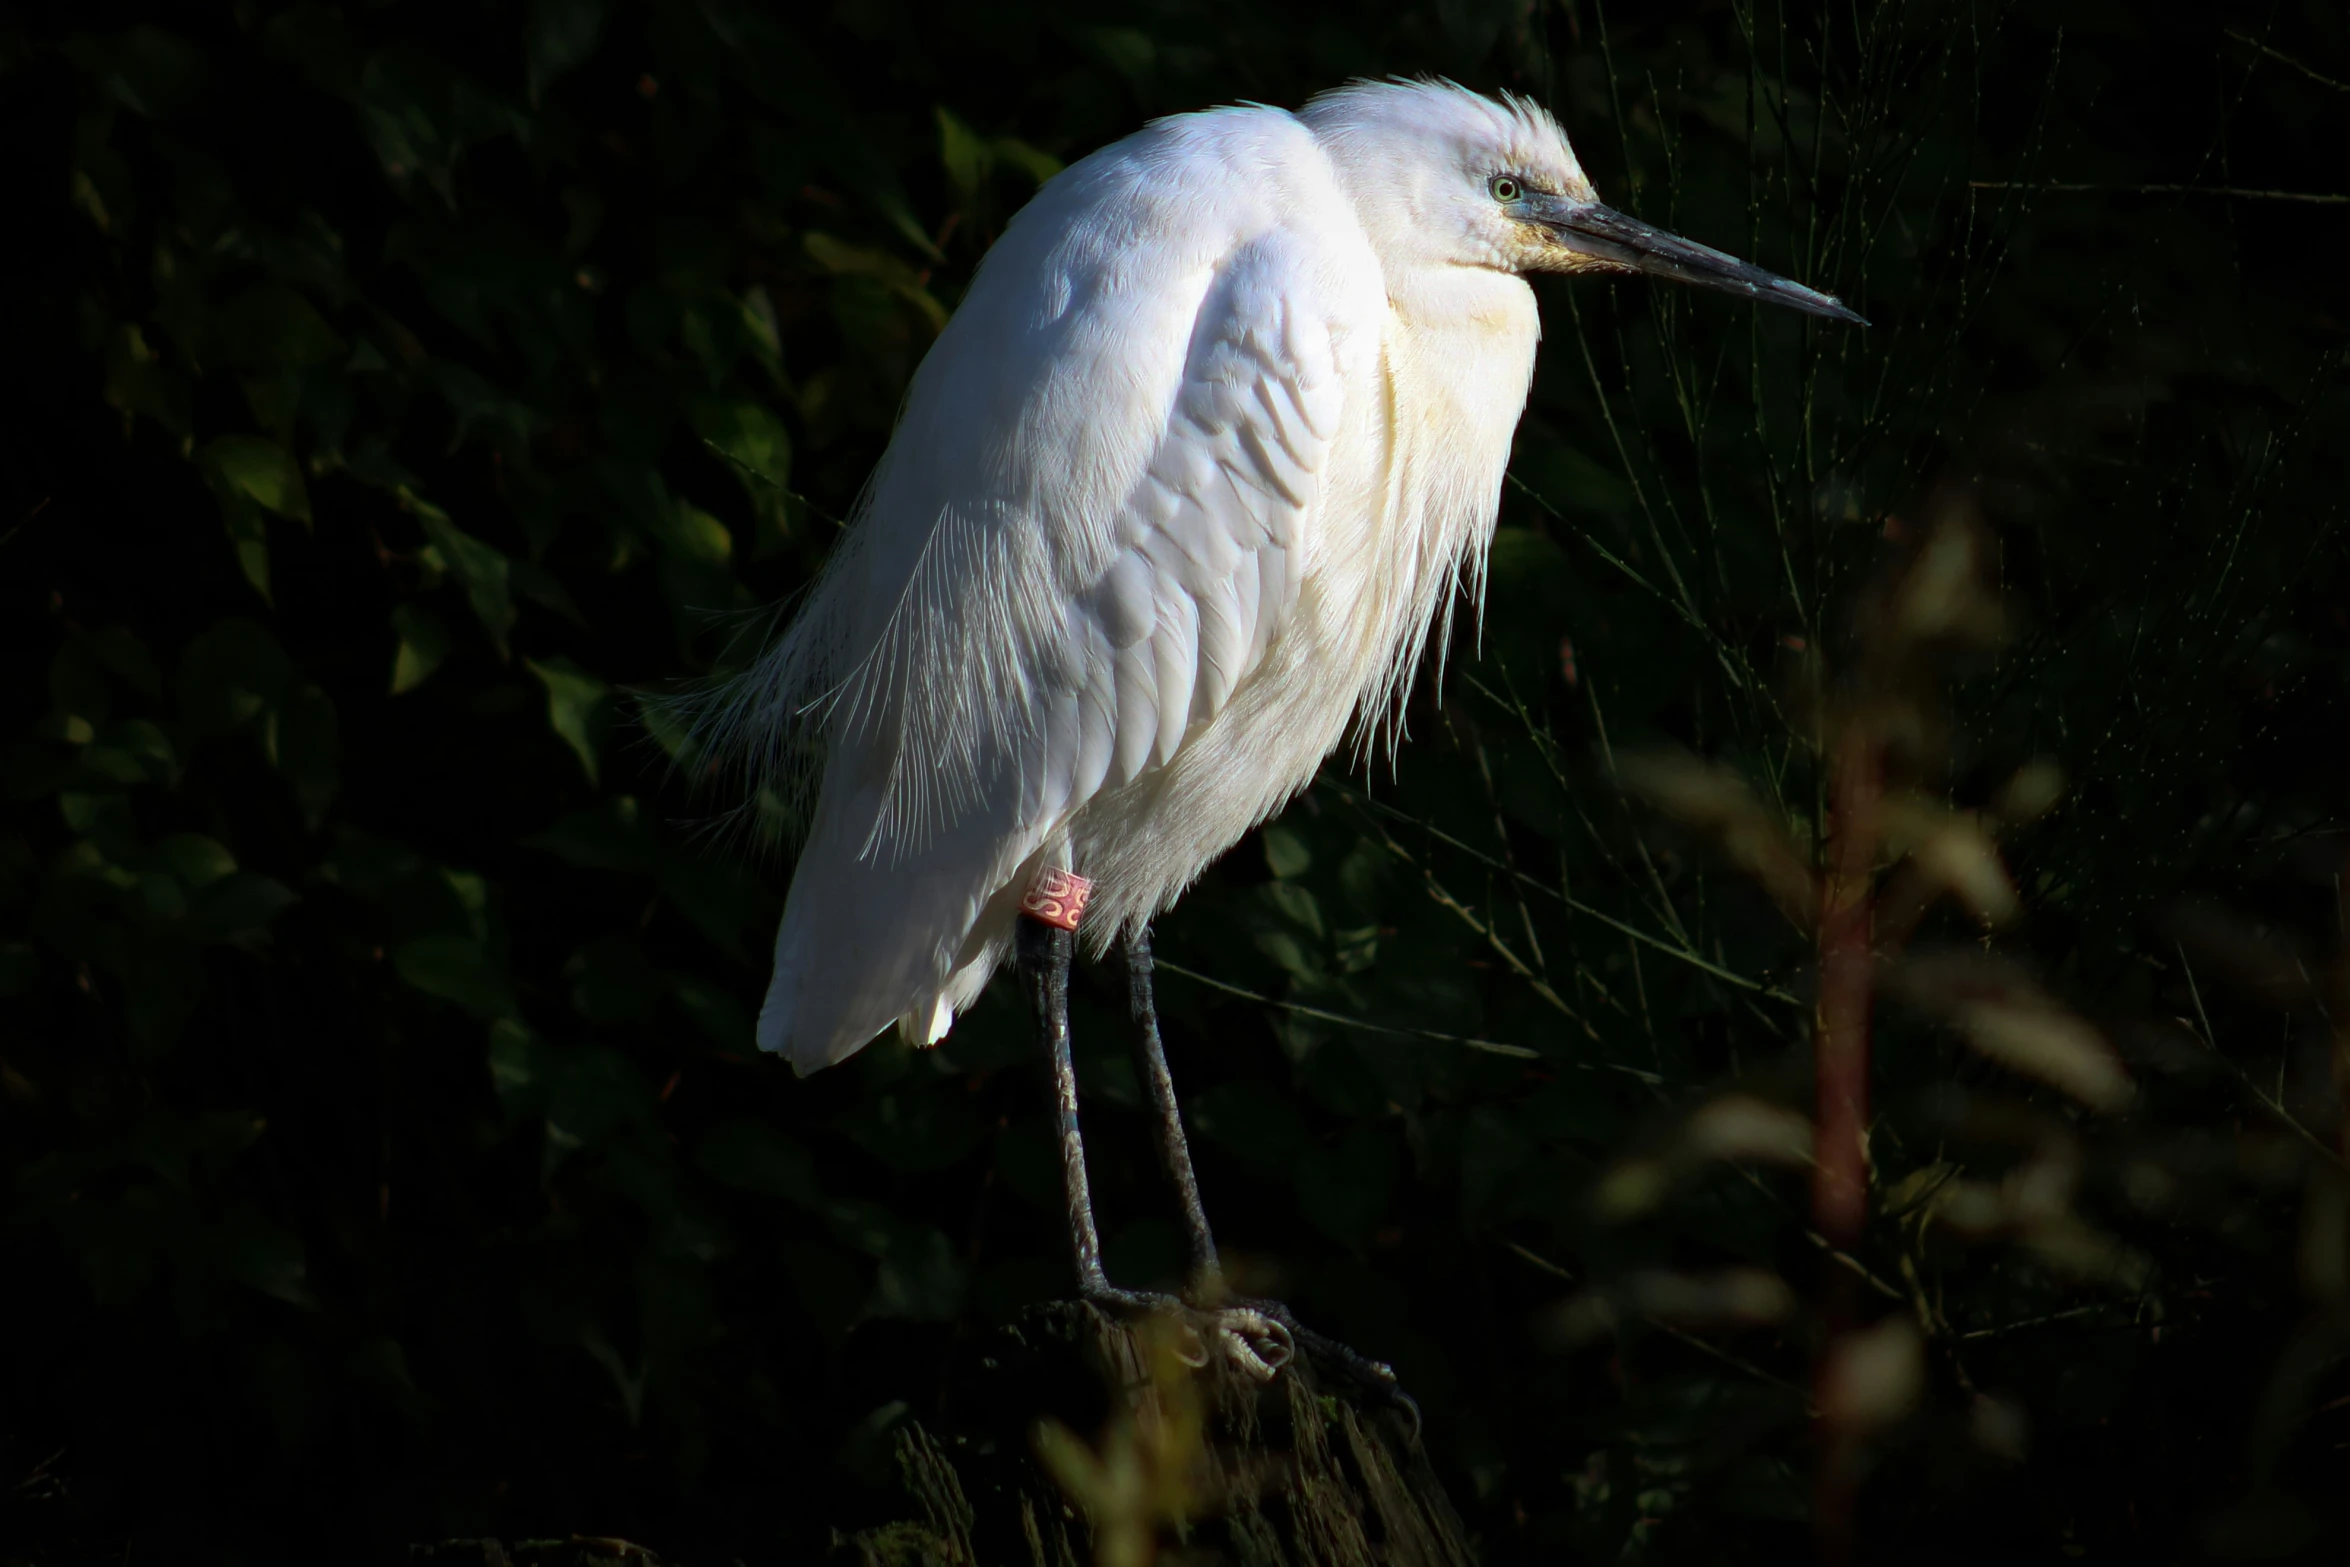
left=835, top=1300, right=1475, bottom=1567
left=411, top=1540, right=668, bottom=1567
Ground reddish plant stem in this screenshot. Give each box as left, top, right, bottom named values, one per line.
left=1813, top=714, right=1880, bottom=1567
left=2324, top=849, right=2350, bottom=1311
left=1815, top=720, right=1879, bottom=1253
left=2333, top=845, right=2350, bottom=1172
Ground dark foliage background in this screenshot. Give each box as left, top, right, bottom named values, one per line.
left=4, top=0, right=2347, bottom=1561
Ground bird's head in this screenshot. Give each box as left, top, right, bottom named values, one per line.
left=1301, top=79, right=1864, bottom=324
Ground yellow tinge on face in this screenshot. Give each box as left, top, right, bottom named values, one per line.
left=1528, top=230, right=1636, bottom=277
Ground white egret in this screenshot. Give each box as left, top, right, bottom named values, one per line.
left=709, top=78, right=1859, bottom=1383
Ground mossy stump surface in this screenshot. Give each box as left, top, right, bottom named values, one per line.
left=837, top=1299, right=1474, bottom=1567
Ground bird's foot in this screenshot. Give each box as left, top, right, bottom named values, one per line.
left=1229, top=1295, right=1422, bottom=1443
left=1079, top=1286, right=1295, bottom=1383
left=1078, top=1286, right=1418, bottom=1440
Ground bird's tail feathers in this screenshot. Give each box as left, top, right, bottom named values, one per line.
left=756, top=783, right=1048, bottom=1075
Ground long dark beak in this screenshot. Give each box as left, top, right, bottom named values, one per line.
left=1530, top=195, right=1866, bottom=325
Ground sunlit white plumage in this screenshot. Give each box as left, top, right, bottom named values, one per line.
left=710, top=79, right=1858, bottom=1073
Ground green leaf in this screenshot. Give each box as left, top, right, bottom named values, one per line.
left=734, top=287, right=784, bottom=388
left=1083, top=26, right=1154, bottom=92
left=223, top=498, right=272, bottom=604
left=441, top=868, right=492, bottom=937
left=202, top=436, right=312, bottom=524
left=486, top=1018, right=556, bottom=1115
left=511, top=561, right=587, bottom=626
left=802, top=233, right=948, bottom=333
left=65, top=26, right=214, bottom=118
left=1264, top=880, right=1324, bottom=938
left=601, top=461, right=738, bottom=566
left=218, top=1204, right=314, bottom=1308
left=73, top=743, right=154, bottom=787
left=393, top=933, right=517, bottom=1019
left=389, top=604, right=449, bottom=694
left=192, top=873, right=300, bottom=940
left=542, top=1044, right=652, bottom=1172
left=200, top=437, right=311, bottom=605
left=698, top=1119, right=818, bottom=1203
left=669, top=503, right=732, bottom=566
left=935, top=107, right=1060, bottom=199
left=59, top=792, right=137, bottom=862
left=217, top=285, right=344, bottom=375
left=155, top=833, right=238, bottom=889
left=689, top=397, right=792, bottom=530
left=524, top=798, right=651, bottom=873
left=1295, top=1122, right=1397, bottom=1250
left=936, top=106, right=990, bottom=202
left=526, top=656, right=610, bottom=784
left=51, top=637, right=113, bottom=733
left=1262, top=824, right=1312, bottom=878
left=0, top=943, right=37, bottom=998
left=579, top=1324, right=647, bottom=1427
left=993, top=136, right=1062, bottom=186
left=102, top=323, right=190, bottom=437
left=672, top=972, right=753, bottom=1049
left=411, top=498, right=515, bottom=648
left=270, top=684, right=338, bottom=828
left=174, top=619, right=290, bottom=738
left=526, top=0, right=607, bottom=105
left=315, top=830, right=422, bottom=898
left=79, top=627, right=165, bottom=698
left=636, top=694, right=695, bottom=764
left=566, top=935, right=660, bottom=1026
left=864, top=1223, right=965, bottom=1322
left=433, top=363, right=545, bottom=452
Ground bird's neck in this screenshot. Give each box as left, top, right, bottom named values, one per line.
left=1384, top=263, right=1540, bottom=345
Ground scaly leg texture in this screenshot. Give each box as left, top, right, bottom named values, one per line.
left=1015, top=916, right=1291, bottom=1379
left=1121, top=924, right=1416, bottom=1427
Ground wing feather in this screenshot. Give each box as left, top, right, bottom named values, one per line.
left=1110, top=642, right=1159, bottom=785
left=1150, top=593, right=1198, bottom=765
left=1072, top=625, right=1118, bottom=805
left=1190, top=569, right=1246, bottom=715
left=1050, top=233, right=1353, bottom=805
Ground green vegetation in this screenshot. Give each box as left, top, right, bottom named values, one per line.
left=3, top=1, right=2345, bottom=1560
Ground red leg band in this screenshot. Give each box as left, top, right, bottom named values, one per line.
left=1020, top=868, right=1093, bottom=931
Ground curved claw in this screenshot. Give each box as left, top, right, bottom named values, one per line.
left=1257, top=1313, right=1296, bottom=1371
left=1219, top=1331, right=1282, bottom=1382
left=1082, top=1288, right=1408, bottom=1428
left=1209, top=1307, right=1293, bottom=1381
left=1082, top=1290, right=1291, bottom=1380
left=1170, top=1320, right=1212, bottom=1368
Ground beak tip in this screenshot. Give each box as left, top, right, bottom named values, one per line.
left=1789, top=286, right=1867, bottom=326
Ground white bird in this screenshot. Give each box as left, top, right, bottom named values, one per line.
left=708, top=78, right=1858, bottom=1381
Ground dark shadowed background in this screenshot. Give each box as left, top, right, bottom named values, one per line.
left=4, top=1, right=2347, bottom=1561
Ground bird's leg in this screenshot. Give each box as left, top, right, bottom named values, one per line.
left=1116, top=928, right=1292, bottom=1380
left=1015, top=914, right=1119, bottom=1299
left=1013, top=910, right=1413, bottom=1424
left=1117, top=929, right=1413, bottom=1426
left=1013, top=901, right=1288, bottom=1381
left=1120, top=926, right=1225, bottom=1300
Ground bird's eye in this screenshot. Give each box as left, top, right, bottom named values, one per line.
left=1490, top=175, right=1523, bottom=204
